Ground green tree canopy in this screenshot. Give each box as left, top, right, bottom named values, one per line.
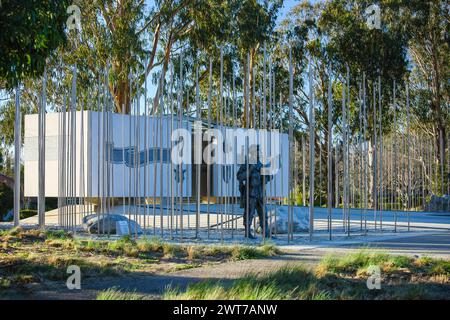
left=0, top=0, right=69, bottom=89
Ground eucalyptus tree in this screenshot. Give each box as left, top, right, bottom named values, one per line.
left=398, top=0, right=449, bottom=192
left=233, top=0, right=282, bottom=127
left=275, top=0, right=410, bottom=150
left=0, top=0, right=70, bottom=89
left=275, top=0, right=412, bottom=207
left=4, top=0, right=197, bottom=115
left=0, top=0, right=69, bottom=180
left=170, top=0, right=282, bottom=126
left=318, top=0, right=410, bottom=135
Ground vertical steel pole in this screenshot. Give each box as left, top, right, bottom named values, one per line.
left=14, top=87, right=21, bottom=227
left=363, top=74, right=368, bottom=233
left=169, top=63, right=175, bottom=239
left=159, top=72, right=164, bottom=236
left=57, top=98, right=62, bottom=227
left=38, top=67, right=48, bottom=229
left=288, top=47, right=294, bottom=242
left=122, top=100, right=126, bottom=225
left=346, top=67, right=351, bottom=233
left=232, top=72, right=237, bottom=238
left=97, top=76, right=101, bottom=235
left=393, top=80, right=397, bottom=231
left=358, top=81, right=363, bottom=230
left=308, top=63, right=315, bottom=241
left=327, top=71, right=333, bottom=240
left=63, top=97, right=67, bottom=229
left=421, top=138, right=425, bottom=210
left=179, top=53, right=184, bottom=241
left=152, top=74, right=158, bottom=235
left=262, top=46, right=267, bottom=242
left=268, top=60, right=274, bottom=239
left=406, top=83, right=411, bottom=231
left=440, top=130, right=444, bottom=198
left=79, top=99, right=85, bottom=228
left=144, top=62, right=148, bottom=235
left=319, top=139, right=322, bottom=208
left=135, top=78, right=141, bottom=238
left=206, top=58, right=212, bottom=238
left=302, top=136, right=306, bottom=207
left=245, top=53, right=250, bottom=240
left=195, top=66, right=201, bottom=239
left=373, top=80, right=377, bottom=230
left=447, top=129, right=450, bottom=209
left=219, top=48, right=224, bottom=242
left=378, top=74, right=383, bottom=230
left=294, top=140, right=298, bottom=205
left=335, top=145, right=339, bottom=209
left=343, top=67, right=349, bottom=236
left=186, top=90, right=190, bottom=231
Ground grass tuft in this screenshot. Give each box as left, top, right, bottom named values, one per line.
left=44, top=229, right=72, bottom=240
left=163, top=266, right=311, bottom=300
left=97, top=287, right=146, bottom=300
left=136, top=237, right=163, bottom=252
left=164, top=251, right=450, bottom=300
left=317, top=251, right=412, bottom=276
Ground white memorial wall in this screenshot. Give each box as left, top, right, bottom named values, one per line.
left=24, top=111, right=288, bottom=198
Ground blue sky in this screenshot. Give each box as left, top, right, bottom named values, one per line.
left=143, top=0, right=302, bottom=26
left=277, top=0, right=302, bottom=24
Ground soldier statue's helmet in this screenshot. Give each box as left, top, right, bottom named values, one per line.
left=248, top=144, right=261, bottom=164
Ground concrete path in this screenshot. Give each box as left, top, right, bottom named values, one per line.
left=336, top=231, right=450, bottom=257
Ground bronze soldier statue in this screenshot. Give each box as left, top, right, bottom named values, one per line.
left=237, top=145, right=272, bottom=239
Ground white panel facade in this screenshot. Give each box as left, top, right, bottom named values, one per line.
left=24, top=112, right=89, bottom=197
left=24, top=111, right=192, bottom=197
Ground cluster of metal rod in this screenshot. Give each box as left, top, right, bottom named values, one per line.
left=297, top=73, right=449, bottom=238
left=11, top=50, right=449, bottom=242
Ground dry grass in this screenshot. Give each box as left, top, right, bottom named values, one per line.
left=164, top=251, right=450, bottom=300
left=317, top=250, right=450, bottom=281
left=0, top=228, right=280, bottom=297
left=97, top=287, right=148, bottom=300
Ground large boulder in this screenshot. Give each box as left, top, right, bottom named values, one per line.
left=255, top=205, right=309, bottom=234
left=83, top=214, right=142, bottom=235
left=426, top=195, right=450, bottom=212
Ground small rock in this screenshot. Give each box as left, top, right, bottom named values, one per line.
left=255, top=205, right=309, bottom=234
left=82, top=214, right=142, bottom=235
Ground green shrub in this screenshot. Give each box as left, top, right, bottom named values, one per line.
left=0, top=182, right=13, bottom=221
left=19, top=209, right=37, bottom=220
